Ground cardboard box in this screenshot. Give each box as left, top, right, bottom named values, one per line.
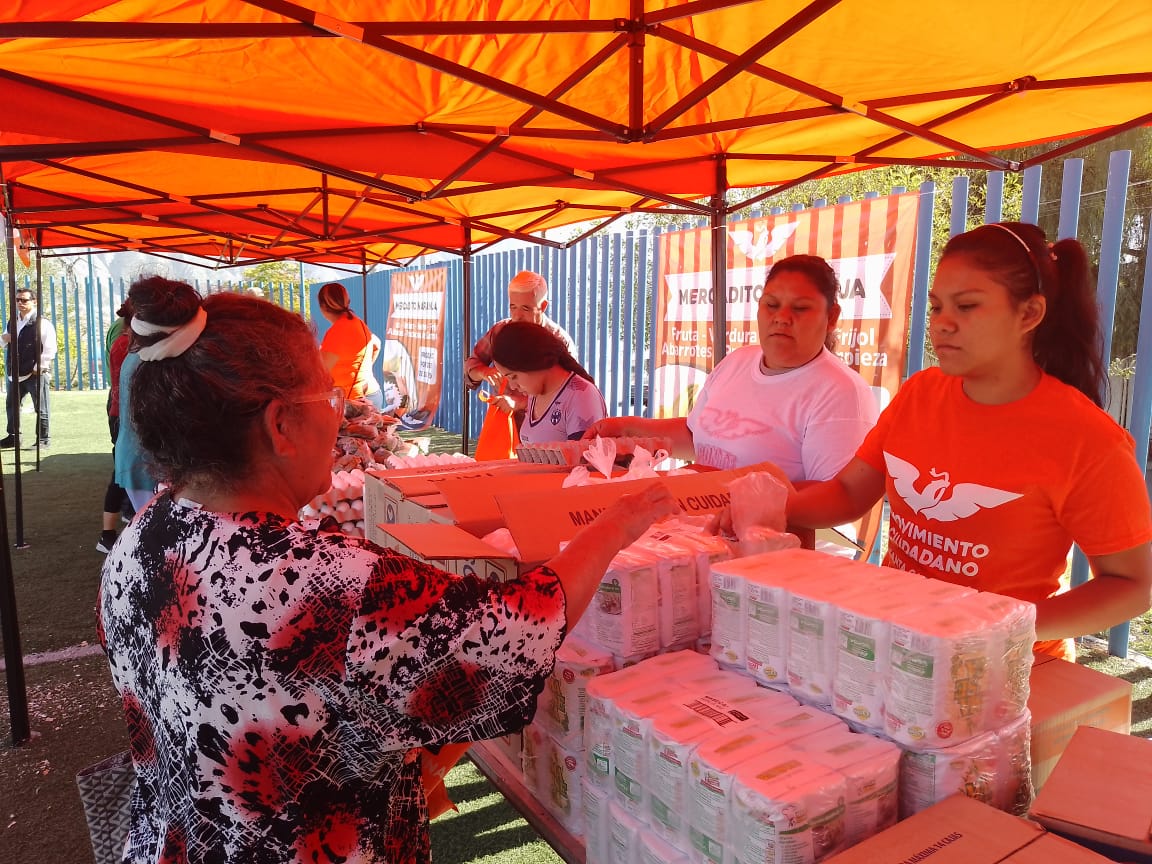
left=436, top=472, right=573, bottom=538
left=376, top=522, right=519, bottom=583
left=364, top=461, right=563, bottom=536
left=999, top=832, right=1117, bottom=863
left=1028, top=659, right=1132, bottom=791
left=496, top=463, right=770, bottom=567
left=825, top=794, right=1044, bottom=863
left=1030, top=726, right=1152, bottom=862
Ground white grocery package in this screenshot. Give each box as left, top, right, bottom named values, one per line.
left=583, top=777, right=612, bottom=864
left=792, top=728, right=901, bottom=846
left=657, top=530, right=734, bottom=640
left=632, top=537, right=700, bottom=651
left=883, top=592, right=1023, bottom=749
left=736, top=527, right=802, bottom=558
left=729, top=748, right=849, bottom=864
left=638, top=827, right=691, bottom=864
left=608, top=799, right=645, bottom=864
left=898, top=709, right=1033, bottom=819
left=611, top=683, right=692, bottom=814
left=537, top=635, right=614, bottom=749
left=785, top=568, right=875, bottom=708
left=645, top=690, right=762, bottom=852
left=728, top=470, right=789, bottom=536
left=755, top=704, right=848, bottom=746
left=831, top=574, right=928, bottom=731
left=542, top=732, right=586, bottom=837
left=687, top=729, right=789, bottom=864
left=584, top=652, right=719, bottom=788
left=589, top=549, right=660, bottom=658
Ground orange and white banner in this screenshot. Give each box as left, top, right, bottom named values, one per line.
left=653, top=192, right=920, bottom=417
left=383, top=267, right=447, bottom=430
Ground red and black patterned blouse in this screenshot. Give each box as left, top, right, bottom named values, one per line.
left=99, top=492, right=566, bottom=863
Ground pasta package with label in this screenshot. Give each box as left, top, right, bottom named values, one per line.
left=883, top=592, right=1035, bottom=750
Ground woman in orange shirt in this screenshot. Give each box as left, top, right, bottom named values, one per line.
left=783, top=222, right=1152, bottom=659
left=317, top=282, right=383, bottom=408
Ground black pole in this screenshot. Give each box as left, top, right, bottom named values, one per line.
left=3, top=206, right=26, bottom=548
left=711, top=155, right=729, bottom=364
left=461, top=223, right=472, bottom=456
left=0, top=214, right=30, bottom=744
left=32, top=251, right=43, bottom=471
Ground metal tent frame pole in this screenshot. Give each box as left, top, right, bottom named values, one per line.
left=461, top=223, right=472, bottom=455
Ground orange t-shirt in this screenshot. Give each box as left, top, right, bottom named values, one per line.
left=857, top=368, right=1152, bottom=660
left=320, top=314, right=376, bottom=399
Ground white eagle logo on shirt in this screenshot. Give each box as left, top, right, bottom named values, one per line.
left=884, top=452, right=1022, bottom=522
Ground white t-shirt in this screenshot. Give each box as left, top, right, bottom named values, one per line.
left=686, top=345, right=878, bottom=482
left=520, top=373, right=607, bottom=444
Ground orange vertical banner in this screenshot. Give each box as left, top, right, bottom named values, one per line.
left=653, top=192, right=920, bottom=417
left=383, top=267, right=447, bottom=431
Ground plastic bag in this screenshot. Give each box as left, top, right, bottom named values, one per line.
left=728, top=470, right=789, bottom=538
left=474, top=382, right=520, bottom=461
left=582, top=436, right=618, bottom=479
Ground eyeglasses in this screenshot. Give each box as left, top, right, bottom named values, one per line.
left=15, top=297, right=34, bottom=304
left=292, top=386, right=345, bottom=415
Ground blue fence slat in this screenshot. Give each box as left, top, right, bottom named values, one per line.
left=1021, top=165, right=1043, bottom=224
left=1057, top=158, right=1084, bottom=241
left=1096, top=150, right=1132, bottom=373
left=985, top=171, right=1004, bottom=224
left=907, top=180, right=937, bottom=377
left=950, top=175, right=969, bottom=238
left=596, top=235, right=610, bottom=401
left=637, top=227, right=653, bottom=419
left=645, top=226, right=660, bottom=420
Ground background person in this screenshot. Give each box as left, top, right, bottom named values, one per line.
left=1, top=288, right=57, bottom=449
left=99, top=289, right=678, bottom=864
left=585, top=254, right=877, bottom=483
left=783, top=222, right=1152, bottom=660
left=491, top=320, right=606, bottom=443
left=317, top=281, right=384, bottom=409
left=115, top=277, right=202, bottom=512
left=98, top=299, right=134, bottom=553
left=465, top=270, right=576, bottom=418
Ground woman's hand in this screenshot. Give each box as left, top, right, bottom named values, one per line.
left=582, top=417, right=635, bottom=440
left=599, top=482, right=681, bottom=548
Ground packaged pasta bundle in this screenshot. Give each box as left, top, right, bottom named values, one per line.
left=536, top=635, right=614, bottom=749
left=729, top=748, right=850, bottom=864
left=608, top=799, right=645, bottom=864
left=656, top=529, right=734, bottom=639
left=883, top=602, right=1003, bottom=749
left=897, top=709, right=1032, bottom=819
left=959, top=591, right=1036, bottom=728
left=541, top=731, right=586, bottom=837
left=792, top=728, right=901, bottom=846
left=638, top=827, right=691, bottom=864
left=785, top=571, right=873, bottom=708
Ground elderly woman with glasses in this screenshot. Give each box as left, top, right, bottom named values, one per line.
left=98, top=282, right=678, bottom=864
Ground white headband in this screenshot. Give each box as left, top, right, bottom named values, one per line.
left=135, top=307, right=208, bottom=361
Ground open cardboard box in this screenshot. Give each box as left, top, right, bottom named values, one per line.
left=1027, top=658, right=1132, bottom=791
left=363, top=461, right=564, bottom=537
left=494, top=463, right=774, bottom=567
left=376, top=522, right=520, bottom=583
left=1030, top=725, right=1152, bottom=862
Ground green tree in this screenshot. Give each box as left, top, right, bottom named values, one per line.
left=241, top=259, right=306, bottom=314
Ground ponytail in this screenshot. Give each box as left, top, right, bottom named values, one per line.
left=1034, top=238, right=1105, bottom=407
left=940, top=222, right=1105, bottom=406
left=558, top=351, right=597, bottom=385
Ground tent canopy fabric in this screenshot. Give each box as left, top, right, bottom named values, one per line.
left=1, top=1, right=1150, bottom=266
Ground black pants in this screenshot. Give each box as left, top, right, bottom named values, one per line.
left=6, top=373, right=49, bottom=441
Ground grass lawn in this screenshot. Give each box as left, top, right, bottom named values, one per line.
left=0, top=389, right=1149, bottom=862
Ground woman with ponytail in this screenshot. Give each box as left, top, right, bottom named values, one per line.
left=782, top=222, right=1152, bottom=660
left=491, top=320, right=607, bottom=443
left=317, top=282, right=384, bottom=408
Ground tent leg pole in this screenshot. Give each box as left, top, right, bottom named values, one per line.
left=710, top=156, right=729, bottom=364
left=461, top=225, right=472, bottom=456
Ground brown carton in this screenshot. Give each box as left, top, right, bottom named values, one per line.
left=825, top=794, right=1043, bottom=863
left=1030, top=725, right=1152, bottom=862
left=1027, top=659, right=1132, bottom=791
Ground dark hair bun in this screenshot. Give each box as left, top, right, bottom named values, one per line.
left=128, top=276, right=200, bottom=327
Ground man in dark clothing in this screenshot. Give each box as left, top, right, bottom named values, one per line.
left=0, top=289, right=57, bottom=448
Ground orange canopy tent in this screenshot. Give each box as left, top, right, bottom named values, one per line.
left=1, top=0, right=1150, bottom=267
